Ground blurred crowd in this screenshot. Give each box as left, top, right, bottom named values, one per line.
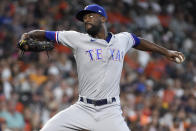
left=0, top=0, right=196, bottom=131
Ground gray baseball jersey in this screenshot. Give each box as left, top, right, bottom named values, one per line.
left=55, top=31, right=136, bottom=99
left=42, top=30, right=139, bottom=131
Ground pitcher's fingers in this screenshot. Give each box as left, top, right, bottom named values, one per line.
left=178, top=52, right=185, bottom=61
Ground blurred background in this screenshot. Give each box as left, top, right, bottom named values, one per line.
left=0, top=0, right=196, bottom=131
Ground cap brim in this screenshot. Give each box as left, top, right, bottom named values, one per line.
left=76, top=10, right=95, bottom=22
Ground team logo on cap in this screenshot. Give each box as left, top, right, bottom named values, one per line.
left=98, top=10, right=102, bottom=13
left=84, top=6, right=88, bottom=10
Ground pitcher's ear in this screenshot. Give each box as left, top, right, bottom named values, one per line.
left=101, top=16, right=106, bottom=23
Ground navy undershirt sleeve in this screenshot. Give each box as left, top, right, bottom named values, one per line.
left=131, top=33, right=140, bottom=47
left=45, top=31, right=56, bottom=41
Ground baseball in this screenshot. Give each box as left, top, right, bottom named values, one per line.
left=175, top=57, right=181, bottom=63
left=175, top=55, right=184, bottom=63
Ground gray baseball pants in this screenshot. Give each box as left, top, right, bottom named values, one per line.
left=40, top=97, right=130, bottom=131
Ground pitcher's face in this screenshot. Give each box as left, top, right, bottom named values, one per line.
left=83, top=13, right=103, bottom=37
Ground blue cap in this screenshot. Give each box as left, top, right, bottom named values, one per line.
left=76, top=4, right=107, bottom=22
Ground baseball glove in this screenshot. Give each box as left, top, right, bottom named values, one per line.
left=18, top=38, right=54, bottom=52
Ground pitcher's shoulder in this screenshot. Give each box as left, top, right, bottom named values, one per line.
left=59, top=30, right=89, bottom=38
left=72, top=31, right=90, bottom=37
left=114, top=32, right=131, bottom=39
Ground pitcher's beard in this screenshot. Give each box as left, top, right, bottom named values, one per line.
left=85, top=22, right=101, bottom=37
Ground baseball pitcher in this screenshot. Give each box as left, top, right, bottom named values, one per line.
left=18, top=4, right=185, bottom=131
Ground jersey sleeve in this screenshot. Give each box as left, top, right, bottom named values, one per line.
left=45, top=30, right=81, bottom=49
left=122, top=32, right=141, bottom=52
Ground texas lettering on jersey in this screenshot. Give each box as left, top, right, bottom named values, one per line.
left=85, top=48, right=124, bottom=62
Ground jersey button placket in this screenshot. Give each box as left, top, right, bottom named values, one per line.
left=102, top=40, right=112, bottom=63
left=105, top=39, right=113, bottom=63
left=102, top=48, right=107, bottom=63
